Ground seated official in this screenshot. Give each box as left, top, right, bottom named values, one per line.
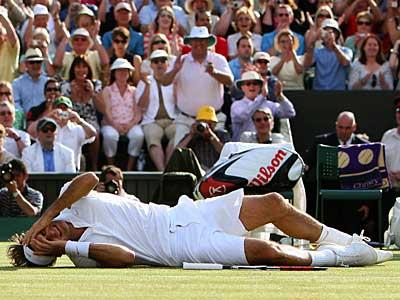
left=0, top=159, right=43, bottom=217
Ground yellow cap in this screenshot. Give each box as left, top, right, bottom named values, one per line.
left=196, top=105, right=218, bottom=122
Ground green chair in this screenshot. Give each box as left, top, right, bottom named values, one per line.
left=316, top=144, right=383, bottom=242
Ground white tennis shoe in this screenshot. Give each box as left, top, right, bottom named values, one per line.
left=375, top=249, right=393, bottom=264
left=318, top=237, right=377, bottom=267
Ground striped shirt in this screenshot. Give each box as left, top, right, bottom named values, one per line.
left=0, top=185, right=43, bottom=217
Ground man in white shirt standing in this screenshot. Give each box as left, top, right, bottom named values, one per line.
left=160, top=26, right=234, bottom=146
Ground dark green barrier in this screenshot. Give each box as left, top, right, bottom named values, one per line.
left=0, top=217, right=38, bottom=241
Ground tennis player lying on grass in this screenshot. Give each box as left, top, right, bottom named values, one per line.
left=8, top=172, right=393, bottom=268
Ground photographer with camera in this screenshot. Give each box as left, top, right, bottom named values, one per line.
left=177, top=105, right=230, bottom=171
left=0, top=159, right=43, bottom=217
left=95, top=165, right=139, bottom=201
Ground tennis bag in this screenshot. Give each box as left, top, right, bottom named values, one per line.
left=193, top=145, right=305, bottom=199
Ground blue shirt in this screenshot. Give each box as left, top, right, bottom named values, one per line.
left=229, top=58, right=246, bottom=81
left=12, top=73, right=49, bottom=113
left=138, top=3, right=189, bottom=32
left=312, top=46, right=353, bottom=90
left=42, top=148, right=55, bottom=172
left=261, top=30, right=305, bottom=55
left=102, top=27, right=144, bottom=57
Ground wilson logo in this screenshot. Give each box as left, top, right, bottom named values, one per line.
left=249, top=149, right=288, bottom=186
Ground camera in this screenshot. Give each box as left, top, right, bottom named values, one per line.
left=0, top=163, right=14, bottom=184
left=59, top=111, right=69, bottom=120
left=104, top=180, right=119, bottom=195
left=231, top=0, right=244, bottom=9
left=196, top=122, right=208, bottom=133
left=392, top=0, right=398, bottom=8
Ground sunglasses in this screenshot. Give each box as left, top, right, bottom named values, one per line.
left=41, top=127, right=56, bottom=133
left=254, top=116, right=271, bottom=123
left=46, top=87, right=60, bottom=92
left=243, top=81, right=261, bottom=86
left=151, top=58, right=167, bottom=64
left=0, top=111, right=12, bottom=116
left=371, top=74, right=377, bottom=88
left=0, top=92, right=11, bottom=96
left=256, top=59, right=269, bottom=64
left=152, top=40, right=167, bottom=45
left=74, top=37, right=88, bottom=42
left=27, top=61, right=42, bottom=65
left=113, top=39, right=127, bottom=44
left=357, top=20, right=372, bottom=26
left=318, top=14, right=331, bottom=18
left=278, top=13, right=289, bottom=17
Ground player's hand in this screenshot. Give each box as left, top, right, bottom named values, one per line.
left=23, top=215, right=53, bottom=245
left=30, top=235, right=66, bottom=257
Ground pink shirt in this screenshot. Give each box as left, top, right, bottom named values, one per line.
left=105, top=82, right=141, bottom=126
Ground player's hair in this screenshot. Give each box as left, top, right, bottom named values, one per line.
left=7, top=233, right=57, bottom=267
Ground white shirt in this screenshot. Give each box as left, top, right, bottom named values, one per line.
left=54, top=192, right=174, bottom=267
left=136, top=75, right=179, bottom=125
left=4, top=129, right=31, bottom=158
left=175, top=52, right=233, bottom=116
left=382, top=128, right=400, bottom=187
left=56, top=122, right=95, bottom=170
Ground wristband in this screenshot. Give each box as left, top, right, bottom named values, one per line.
left=14, top=136, right=21, bottom=142
left=65, top=241, right=91, bottom=257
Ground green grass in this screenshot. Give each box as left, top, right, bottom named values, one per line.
left=1, top=242, right=399, bottom=300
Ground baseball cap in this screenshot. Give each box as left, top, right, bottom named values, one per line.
left=37, top=118, right=57, bottom=132
left=53, top=96, right=73, bottom=108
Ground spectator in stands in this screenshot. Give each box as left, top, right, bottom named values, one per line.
left=349, top=34, right=393, bottom=90
left=140, top=33, right=176, bottom=76
left=344, top=11, right=374, bottom=60
left=60, top=56, right=103, bottom=171
left=98, top=0, right=140, bottom=36
left=340, top=0, right=383, bottom=38
left=227, top=7, right=262, bottom=59
left=32, top=96, right=96, bottom=171
left=303, top=5, right=334, bottom=51
left=0, top=7, right=20, bottom=82
left=143, top=6, right=183, bottom=57
left=136, top=50, right=178, bottom=172
left=0, top=81, right=25, bottom=130
left=160, top=26, right=233, bottom=146
left=139, top=0, right=189, bottom=35
left=95, top=164, right=139, bottom=201
left=214, top=0, right=262, bottom=37
left=270, top=29, right=304, bottom=90
left=0, top=123, right=15, bottom=164
left=12, top=48, right=49, bottom=113
left=26, top=78, right=61, bottom=136
left=240, top=106, right=286, bottom=144
left=386, top=0, right=400, bottom=46
left=231, top=71, right=295, bottom=141
left=303, top=19, right=352, bottom=90
left=108, top=27, right=142, bottom=85
left=229, top=35, right=254, bottom=81
left=0, top=159, right=43, bottom=217
left=1, top=0, right=31, bottom=29
left=0, top=102, right=30, bottom=158
left=22, top=117, right=76, bottom=172
left=177, top=105, right=230, bottom=171
left=389, top=39, right=400, bottom=90
left=261, top=4, right=305, bottom=56
left=185, top=0, right=219, bottom=33
left=253, top=51, right=271, bottom=79
left=102, top=2, right=144, bottom=57
left=54, top=28, right=109, bottom=83
left=101, top=58, right=144, bottom=171
left=193, top=10, right=228, bottom=58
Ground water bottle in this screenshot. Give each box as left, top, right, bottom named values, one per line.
left=137, top=150, right=146, bottom=171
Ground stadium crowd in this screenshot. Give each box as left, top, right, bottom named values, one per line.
left=0, top=0, right=400, bottom=239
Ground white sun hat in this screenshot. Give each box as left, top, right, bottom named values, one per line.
left=183, top=26, right=216, bottom=47
left=110, top=58, right=134, bottom=71
left=235, top=71, right=264, bottom=89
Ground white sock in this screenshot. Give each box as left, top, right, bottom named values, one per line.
left=316, top=225, right=352, bottom=246
left=309, top=249, right=337, bottom=266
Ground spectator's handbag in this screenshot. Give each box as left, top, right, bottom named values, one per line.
left=194, top=144, right=305, bottom=199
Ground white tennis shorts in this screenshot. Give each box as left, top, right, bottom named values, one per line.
left=168, top=189, right=249, bottom=266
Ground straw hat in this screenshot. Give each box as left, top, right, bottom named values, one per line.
left=235, top=71, right=263, bottom=89
left=273, top=29, right=300, bottom=53
left=185, top=0, right=213, bottom=14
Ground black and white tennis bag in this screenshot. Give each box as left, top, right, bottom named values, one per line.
left=194, top=145, right=305, bottom=199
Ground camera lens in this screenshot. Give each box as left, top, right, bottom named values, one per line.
left=196, top=122, right=207, bottom=133
left=104, top=180, right=119, bottom=195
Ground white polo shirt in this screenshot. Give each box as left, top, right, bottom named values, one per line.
left=175, top=52, right=233, bottom=116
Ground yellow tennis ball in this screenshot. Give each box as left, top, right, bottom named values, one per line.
left=338, top=151, right=350, bottom=169
left=358, top=149, right=373, bottom=165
